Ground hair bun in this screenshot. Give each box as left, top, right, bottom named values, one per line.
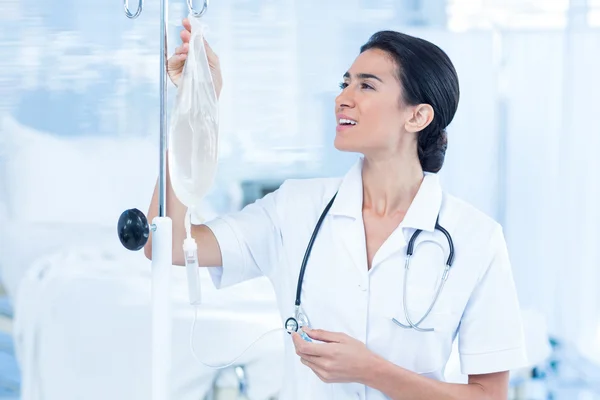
left=418, top=127, right=448, bottom=173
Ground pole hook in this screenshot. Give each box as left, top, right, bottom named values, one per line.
left=187, top=0, right=209, bottom=18
left=124, top=0, right=143, bottom=19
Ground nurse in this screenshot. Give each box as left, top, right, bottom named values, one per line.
left=146, top=19, right=528, bottom=400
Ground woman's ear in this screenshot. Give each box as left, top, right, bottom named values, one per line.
left=404, top=104, right=434, bottom=133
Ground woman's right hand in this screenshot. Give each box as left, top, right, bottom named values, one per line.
left=167, top=18, right=223, bottom=98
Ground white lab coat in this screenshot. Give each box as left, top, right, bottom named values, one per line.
left=204, top=158, right=528, bottom=400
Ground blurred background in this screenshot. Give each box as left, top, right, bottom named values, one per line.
left=1, top=0, right=599, bottom=399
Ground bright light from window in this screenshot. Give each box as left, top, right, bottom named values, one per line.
left=447, top=0, right=570, bottom=31
left=589, top=0, right=600, bottom=26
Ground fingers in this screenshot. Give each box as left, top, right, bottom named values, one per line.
left=292, top=332, right=326, bottom=357
left=203, top=39, right=220, bottom=65
left=298, top=352, right=320, bottom=364
left=182, top=18, right=192, bottom=32
left=304, top=327, right=344, bottom=343
left=174, top=43, right=188, bottom=54
left=174, top=42, right=189, bottom=60
left=292, top=332, right=311, bottom=353
left=178, top=18, right=219, bottom=65
left=180, top=28, right=191, bottom=44
left=300, top=358, right=326, bottom=376
left=203, top=38, right=214, bottom=55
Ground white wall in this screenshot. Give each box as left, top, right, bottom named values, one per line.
left=502, top=29, right=600, bottom=359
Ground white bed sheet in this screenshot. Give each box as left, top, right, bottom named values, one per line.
left=12, top=242, right=284, bottom=400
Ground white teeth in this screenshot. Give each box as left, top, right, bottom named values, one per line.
left=339, top=118, right=357, bottom=125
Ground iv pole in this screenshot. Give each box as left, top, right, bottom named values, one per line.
left=117, top=1, right=209, bottom=400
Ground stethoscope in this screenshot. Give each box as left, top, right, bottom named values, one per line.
left=284, top=191, right=455, bottom=335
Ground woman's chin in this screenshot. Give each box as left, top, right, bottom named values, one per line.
left=333, top=135, right=356, bottom=152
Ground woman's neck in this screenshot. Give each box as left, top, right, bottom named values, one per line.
left=361, top=154, right=424, bottom=218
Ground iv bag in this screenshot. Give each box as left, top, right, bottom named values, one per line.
left=168, top=14, right=219, bottom=210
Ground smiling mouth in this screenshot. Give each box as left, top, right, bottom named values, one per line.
left=338, top=118, right=358, bottom=126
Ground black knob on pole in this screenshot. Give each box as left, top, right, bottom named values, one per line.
left=117, top=208, right=150, bottom=251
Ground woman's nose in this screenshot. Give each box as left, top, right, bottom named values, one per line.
left=335, top=89, right=355, bottom=109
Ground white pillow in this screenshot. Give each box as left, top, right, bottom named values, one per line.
left=0, top=114, right=158, bottom=227
left=0, top=114, right=160, bottom=300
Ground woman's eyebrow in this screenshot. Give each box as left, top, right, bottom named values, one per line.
left=343, top=71, right=384, bottom=82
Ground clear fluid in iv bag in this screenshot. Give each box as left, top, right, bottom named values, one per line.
left=168, top=110, right=218, bottom=208
left=167, top=14, right=218, bottom=307
left=167, top=20, right=219, bottom=209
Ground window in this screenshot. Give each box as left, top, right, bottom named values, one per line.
left=589, top=0, right=600, bottom=26
left=447, top=0, right=570, bottom=31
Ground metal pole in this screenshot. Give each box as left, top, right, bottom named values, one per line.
left=153, top=0, right=172, bottom=399
left=119, top=2, right=210, bottom=399
left=159, top=0, right=168, bottom=219
left=151, top=218, right=172, bottom=400
left=123, top=0, right=172, bottom=398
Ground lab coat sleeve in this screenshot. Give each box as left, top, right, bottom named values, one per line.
left=458, top=224, right=529, bottom=375
left=203, top=183, right=286, bottom=289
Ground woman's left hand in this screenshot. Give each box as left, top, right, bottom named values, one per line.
left=291, top=327, right=381, bottom=384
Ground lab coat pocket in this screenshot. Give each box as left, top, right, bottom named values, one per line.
left=387, top=289, right=461, bottom=375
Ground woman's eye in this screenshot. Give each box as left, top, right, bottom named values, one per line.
left=338, top=82, right=373, bottom=90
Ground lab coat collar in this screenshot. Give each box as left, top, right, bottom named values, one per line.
left=400, top=172, right=442, bottom=232
left=329, top=158, right=364, bottom=220
left=329, top=157, right=443, bottom=232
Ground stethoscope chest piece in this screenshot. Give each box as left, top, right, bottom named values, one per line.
left=285, top=307, right=309, bottom=334
left=285, top=317, right=299, bottom=334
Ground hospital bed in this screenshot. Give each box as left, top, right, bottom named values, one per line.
left=0, top=114, right=284, bottom=400
left=10, top=244, right=283, bottom=400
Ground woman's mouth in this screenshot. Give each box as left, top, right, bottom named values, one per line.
left=336, top=117, right=358, bottom=132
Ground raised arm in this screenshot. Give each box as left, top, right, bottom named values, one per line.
left=143, top=157, right=222, bottom=267
left=144, top=17, right=223, bottom=267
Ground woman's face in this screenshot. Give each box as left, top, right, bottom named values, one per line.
left=334, top=48, right=410, bottom=157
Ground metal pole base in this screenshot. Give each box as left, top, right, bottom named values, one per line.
left=151, top=217, right=173, bottom=400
